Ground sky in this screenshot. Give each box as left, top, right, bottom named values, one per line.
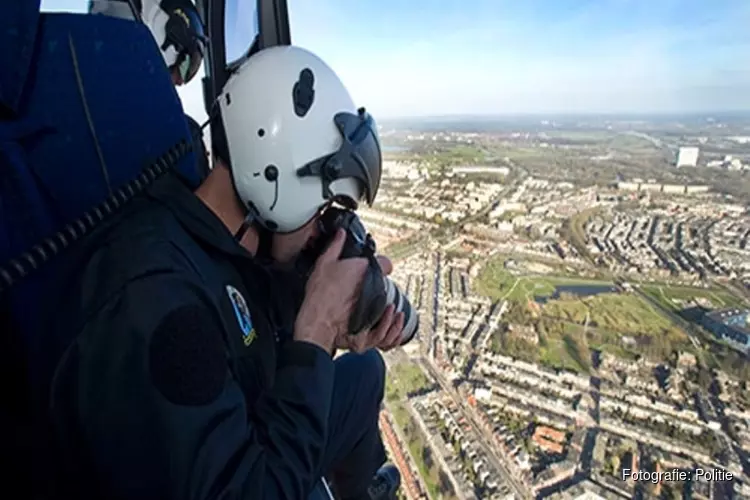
left=41, top=0, right=750, bottom=119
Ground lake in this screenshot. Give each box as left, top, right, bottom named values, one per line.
left=535, top=284, right=618, bottom=304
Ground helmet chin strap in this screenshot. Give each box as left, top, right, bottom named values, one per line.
left=233, top=212, right=273, bottom=261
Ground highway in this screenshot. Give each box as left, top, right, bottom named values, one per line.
left=419, top=357, right=532, bottom=500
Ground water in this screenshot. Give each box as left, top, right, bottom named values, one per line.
left=382, top=145, right=409, bottom=153
left=535, top=284, right=618, bottom=304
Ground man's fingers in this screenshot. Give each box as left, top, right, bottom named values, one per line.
left=370, top=305, right=394, bottom=344
left=318, top=229, right=346, bottom=264
left=376, top=255, right=393, bottom=276
left=381, top=313, right=404, bottom=351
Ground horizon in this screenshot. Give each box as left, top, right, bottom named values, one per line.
left=41, top=0, right=750, bottom=122
left=379, top=110, right=750, bottom=120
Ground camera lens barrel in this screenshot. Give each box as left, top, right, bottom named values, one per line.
left=383, top=277, right=419, bottom=346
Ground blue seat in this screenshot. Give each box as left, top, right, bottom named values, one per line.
left=2, top=9, right=203, bottom=355
left=0, top=5, right=204, bottom=492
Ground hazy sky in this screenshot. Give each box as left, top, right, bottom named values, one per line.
left=41, top=0, right=750, bottom=119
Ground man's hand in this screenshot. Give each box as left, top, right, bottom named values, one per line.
left=334, top=304, right=404, bottom=353
left=333, top=253, right=404, bottom=353
left=376, top=255, right=393, bottom=276
left=294, top=229, right=369, bottom=353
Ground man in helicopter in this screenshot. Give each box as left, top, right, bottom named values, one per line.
left=52, top=3, right=404, bottom=498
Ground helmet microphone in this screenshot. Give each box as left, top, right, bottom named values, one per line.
left=264, top=165, right=280, bottom=211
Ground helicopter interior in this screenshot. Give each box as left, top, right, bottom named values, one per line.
left=1, top=1, right=337, bottom=498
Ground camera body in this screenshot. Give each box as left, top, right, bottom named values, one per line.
left=302, top=207, right=419, bottom=346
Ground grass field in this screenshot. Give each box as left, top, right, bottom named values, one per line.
left=640, top=284, right=746, bottom=312
left=386, top=361, right=431, bottom=402
left=543, top=293, right=683, bottom=338
left=474, top=257, right=612, bottom=303
left=539, top=334, right=591, bottom=373
left=477, top=256, right=695, bottom=366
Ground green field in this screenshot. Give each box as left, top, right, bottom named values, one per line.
left=540, top=333, right=592, bottom=373
left=544, top=293, right=689, bottom=360
left=474, top=258, right=611, bottom=303
left=490, top=316, right=594, bottom=373
left=490, top=291, right=690, bottom=369
left=386, top=361, right=431, bottom=402
left=640, top=284, right=746, bottom=312
left=543, top=293, right=683, bottom=338
left=477, top=256, right=695, bottom=366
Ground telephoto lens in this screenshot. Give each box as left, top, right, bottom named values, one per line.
left=383, top=277, right=419, bottom=346
left=306, top=206, right=420, bottom=345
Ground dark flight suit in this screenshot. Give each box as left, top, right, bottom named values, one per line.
left=49, top=174, right=386, bottom=499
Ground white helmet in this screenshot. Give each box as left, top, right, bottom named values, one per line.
left=218, top=45, right=382, bottom=233
left=88, top=0, right=206, bottom=84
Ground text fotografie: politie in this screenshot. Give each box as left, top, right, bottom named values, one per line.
left=622, top=468, right=734, bottom=483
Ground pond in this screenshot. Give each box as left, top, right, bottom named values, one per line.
left=535, top=284, right=618, bottom=304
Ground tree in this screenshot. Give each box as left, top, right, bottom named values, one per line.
left=438, top=471, right=455, bottom=496
left=422, top=446, right=434, bottom=469
left=697, top=368, right=712, bottom=391
left=609, top=455, right=620, bottom=475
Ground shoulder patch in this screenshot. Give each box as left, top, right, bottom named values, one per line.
left=149, top=305, right=226, bottom=406
left=226, top=285, right=256, bottom=346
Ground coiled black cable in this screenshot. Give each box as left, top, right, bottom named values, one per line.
left=0, top=139, right=192, bottom=294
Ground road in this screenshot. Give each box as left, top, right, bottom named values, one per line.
left=629, top=282, right=703, bottom=348
left=419, top=357, right=532, bottom=500
left=404, top=402, right=472, bottom=499
left=382, top=403, right=434, bottom=500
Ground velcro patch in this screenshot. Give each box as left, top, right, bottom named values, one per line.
left=149, top=305, right=226, bottom=406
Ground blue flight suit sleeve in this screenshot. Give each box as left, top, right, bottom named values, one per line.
left=66, top=271, right=334, bottom=499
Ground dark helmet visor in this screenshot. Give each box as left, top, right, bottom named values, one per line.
left=163, top=4, right=206, bottom=84
left=296, top=108, right=383, bottom=207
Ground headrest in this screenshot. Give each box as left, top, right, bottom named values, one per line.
left=0, top=0, right=42, bottom=114
left=7, top=12, right=200, bottom=259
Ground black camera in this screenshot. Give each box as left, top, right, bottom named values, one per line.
left=301, top=207, right=419, bottom=346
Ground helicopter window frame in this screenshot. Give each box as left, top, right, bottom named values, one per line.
left=198, top=0, right=291, bottom=117
left=224, top=0, right=260, bottom=68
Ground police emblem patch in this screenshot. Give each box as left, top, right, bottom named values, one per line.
left=226, top=285, right=256, bottom=346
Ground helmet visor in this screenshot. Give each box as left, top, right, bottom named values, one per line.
left=165, top=5, right=206, bottom=84
left=296, top=108, right=383, bottom=207
left=173, top=44, right=204, bottom=84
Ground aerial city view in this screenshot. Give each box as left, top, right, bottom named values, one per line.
left=276, top=1, right=750, bottom=498
left=369, top=114, right=750, bottom=500
left=32, top=0, right=750, bottom=499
